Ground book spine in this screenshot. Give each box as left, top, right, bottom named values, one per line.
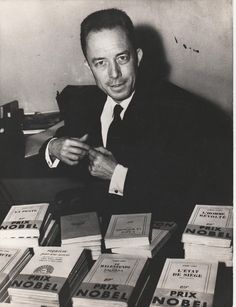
left=153, top=222, right=177, bottom=231
left=151, top=288, right=213, bottom=307
left=74, top=282, right=134, bottom=303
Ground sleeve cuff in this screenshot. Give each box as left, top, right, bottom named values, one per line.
left=45, top=138, right=60, bottom=168
left=109, top=164, right=128, bottom=196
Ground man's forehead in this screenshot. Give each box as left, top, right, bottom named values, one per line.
left=86, top=26, right=132, bottom=54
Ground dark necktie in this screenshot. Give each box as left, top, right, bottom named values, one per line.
left=106, top=104, right=123, bottom=151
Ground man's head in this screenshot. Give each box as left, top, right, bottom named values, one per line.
left=81, top=8, right=143, bottom=102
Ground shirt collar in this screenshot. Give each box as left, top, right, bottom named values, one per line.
left=105, top=92, right=135, bottom=118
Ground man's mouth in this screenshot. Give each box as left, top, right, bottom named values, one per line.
left=109, top=82, right=125, bottom=89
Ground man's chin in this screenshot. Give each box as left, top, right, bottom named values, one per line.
left=107, top=88, right=131, bottom=102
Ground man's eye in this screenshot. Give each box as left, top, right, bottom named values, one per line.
left=117, top=54, right=129, bottom=64
left=95, top=60, right=106, bottom=67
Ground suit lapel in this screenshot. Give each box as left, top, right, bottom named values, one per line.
left=88, top=90, right=106, bottom=147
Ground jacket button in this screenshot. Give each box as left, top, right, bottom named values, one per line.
left=115, top=190, right=118, bottom=194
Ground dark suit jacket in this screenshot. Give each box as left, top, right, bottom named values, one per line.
left=52, top=79, right=232, bottom=220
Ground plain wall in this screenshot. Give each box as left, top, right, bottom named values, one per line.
left=0, top=0, right=232, bottom=114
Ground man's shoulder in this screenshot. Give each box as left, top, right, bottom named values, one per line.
left=149, top=81, right=198, bottom=108
left=57, top=85, right=106, bottom=103
left=56, top=85, right=106, bottom=117
left=143, top=80, right=232, bottom=136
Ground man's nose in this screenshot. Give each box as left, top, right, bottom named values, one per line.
left=108, top=61, right=121, bottom=79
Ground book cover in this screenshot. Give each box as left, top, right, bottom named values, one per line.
left=0, top=203, right=49, bottom=238
left=0, top=248, right=30, bottom=287
left=182, top=204, right=233, bottom=247
left=8, top=246, right=86, bottom=296
left=73, top=253, right=148, bottom=306
left=61, top=212, right=102, bottom=244
left=0, top=247, right=32, bottom=302
left=105, top=213, right=152, bottom=249
left=150, top=258, right=218, bottom=307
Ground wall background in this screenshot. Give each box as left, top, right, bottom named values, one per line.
left=0, top=0, right=232, bottom=114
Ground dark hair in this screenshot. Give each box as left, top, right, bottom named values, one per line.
left=80, top=8, right=136, bottom=57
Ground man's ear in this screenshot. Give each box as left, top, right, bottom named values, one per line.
left=136, top=48, right=143, bottom=66
left=84, top=59, right=91, bottom=71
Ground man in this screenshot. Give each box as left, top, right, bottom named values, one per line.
left=43, top=8, right=232, bottom=219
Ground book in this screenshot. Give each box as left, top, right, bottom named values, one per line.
left=183, top=242, right=233, bottom=266
left=72, top=253, right=149, bottom=307
left=40, top=219, right=59, bottom=246
left=22, top=111, right=60, bottom=132
left=8, top=246, right=91, bottom=306
left=0, top=206, right=58, bottom=248
left=104, top=213, right=152, bottom=249
left=184, top=242, right=233, bottom=256
left=0, top=203, right=50, bottom=239
left=111, top=221, right=177, bottom=258
left=61, top=212, right=102, bottom=260
left=182, top=204, right=233, bottom=247
left=61, top=212, right=102, bottom=244
left=149, top=258, right=218, bottom=307
left=0, top=247, right=33, bottom=302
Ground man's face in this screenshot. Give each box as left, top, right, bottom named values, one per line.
left=85, top=27, right=143, bottom=102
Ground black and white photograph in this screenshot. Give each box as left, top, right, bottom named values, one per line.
left=0, top=0, right=233, bottom=306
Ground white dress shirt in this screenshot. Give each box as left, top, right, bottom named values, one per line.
left=45, top=92, right=134, bottom=196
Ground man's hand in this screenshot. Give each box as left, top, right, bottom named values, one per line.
left=48, top=134, right=89, bottom=166
left=88, top=147, right=118, bottom=180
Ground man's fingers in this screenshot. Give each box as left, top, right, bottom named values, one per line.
left=88, top=146, right=111, bottom=159
left=67, top=153, right=80, bottom=161
left=79, top=133, right=89, bottom=142
left=69, top=146, right=88, bottom=156
left=94, top=146, right=111, bottom=155
left=88, top=148, right=98, bottom=159
left=67, top=139, right=90, bottom=151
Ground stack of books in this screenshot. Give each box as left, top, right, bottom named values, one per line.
left=8, top=246, right=92, bottom=307
left=72, top=253, right=149, bottom=307
left=0, top=247, right=33, bottom=303
left=149, top=258, right=218, bottom=307
left=22, top=111, right=60, bottom=135
left=181, top=204, right=233, bottom=266
left=0, top=203, right=59, bottom=247
left=61, top=212, right=102, bottom=260
left=104, top=213, right=152, bottom=250
left=111, top=221, right=177, bottom=258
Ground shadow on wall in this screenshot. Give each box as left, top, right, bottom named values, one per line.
left=135, top=24, right=170, bottom=84
left=135, top=24, right=232, bottom=117
left=135, top=25, right=233, bottom=204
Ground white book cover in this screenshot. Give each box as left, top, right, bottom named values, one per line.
left=8, top=246, right=85, bottom=297
left=105, top=213, right=151, bottom=249
left=73, top=253, right=148, bottom=306
left=150, top=258, right=218, bottom=307
left=0, top=203, right=49, bottom=238
left=61, top=212, right=102, bottom=244
left=182, top=204, right=233, bottom=247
